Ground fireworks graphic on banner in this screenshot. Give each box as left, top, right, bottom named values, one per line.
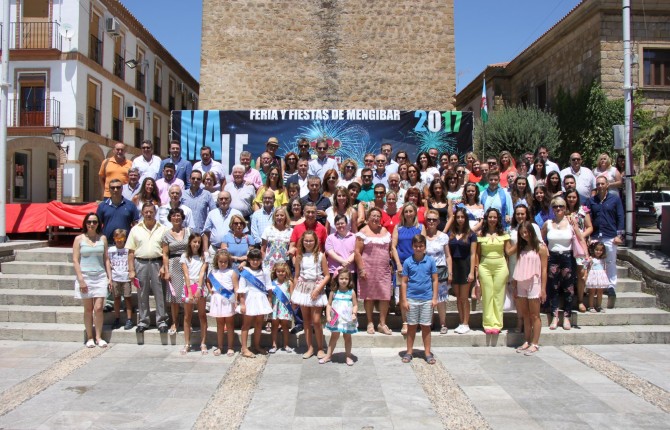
left=411, top=130, right=458, bottom=156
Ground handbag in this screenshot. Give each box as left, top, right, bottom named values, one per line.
left=571, top=228, right=585, bottom=259
left=503, top=283, right=516, bottom=311
left=437, top=265, right=449, bottom=283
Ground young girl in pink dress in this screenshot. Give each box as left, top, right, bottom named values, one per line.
left=586, top=242, right=609, bottom=313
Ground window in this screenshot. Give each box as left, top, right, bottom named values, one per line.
left=87, top=79, right=101, bottom=134
left=134, top=105, right=144, bottom=148
left=168, top=77, right=176, bottom=111
left=13, top=151, right=30, bottom=201
left=89, top=12, right=103, bottom=65
left=153, top=115, right=161, bottom=154
left=111, top=93, right=123, bottom=141
left=643, top=49, right=670, bottom=87
left=536, top=81, right=547, bottom=109
left=18, top=77, right=46, bottom=126
left=154, top=63, right=163, bottom=104
left=48, top=153, right=57, bottom=201
left=136, top=49, right=146, bottom=92
left=113, top=34, right=125, bottom=79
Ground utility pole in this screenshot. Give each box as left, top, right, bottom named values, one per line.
left=0, top=0, right=11, bottom=243
left=622, top=0, right=635, bottom=247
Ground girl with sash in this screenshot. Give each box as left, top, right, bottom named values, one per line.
left=180, top=233, right=209, bottom=355
left=320, top=269, right=358, bottom=366
left=237, top=248, right=273, bottom=358
left=269, top=262, right=295, bottom=353
left=291, top=230, right=331, bottom=360
left=207, top=250, right=237, bottom=357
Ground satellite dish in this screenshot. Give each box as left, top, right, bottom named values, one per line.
left=59, top=23, right=75, bottom=40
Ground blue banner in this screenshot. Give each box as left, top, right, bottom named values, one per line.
left=170, top=110, right=473, bottom=174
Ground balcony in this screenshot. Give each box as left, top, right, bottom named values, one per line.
left=169, top=95, right=175, bottom=112
left=89, top=34, right=102, bottom=65
left=134, top=128, right=144, bottom=148
left=113, top=54, right=125, bottom=80
left=136, top=71, right=145, bottom=93
left=7, top=97, right=60, bottom=128
left=87, top=106, right=101, bottom=134
left=8, top=22, right=62, bottom=50
left=154, top=85, right=162, bottom=104
left=112, top=118, right=123, bottom=141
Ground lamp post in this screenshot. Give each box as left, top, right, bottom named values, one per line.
left=125, top=59, right=151, bottom=144
left=51, top=127, right=66, bottom=201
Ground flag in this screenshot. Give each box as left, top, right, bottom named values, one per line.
left=481, top=78, right=489, bottom=123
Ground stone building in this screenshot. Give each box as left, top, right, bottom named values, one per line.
left=456, top=0, right=670, bottom=119
left=3, top=0, right=198, bottom=203
left=199, top=0, right=455, bottom=110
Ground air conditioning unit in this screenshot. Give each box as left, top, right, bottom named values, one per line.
left=190, top=92, right=197, bottom=102
left=125, top=105, right=140, bottom=121
left=105, top=17, right=121, bottom=35
left=177, top=82, right=186, bottom=93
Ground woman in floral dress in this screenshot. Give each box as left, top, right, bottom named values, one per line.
left=261, top=207, right=293, bottom=278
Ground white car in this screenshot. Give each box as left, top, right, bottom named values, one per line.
left=636, top=191, right=670, bottom=230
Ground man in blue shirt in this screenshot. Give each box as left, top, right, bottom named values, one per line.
left=250, top=190, right=275, bottom=243
left=587, top=175, right=624, bottom=303
left=158, top=140, right=192, bottom=188
left=400, top=234, right=438, bottom=365
left=96, top=179, right=140, bottom=243
left=182, top=170, right=216, bottom=234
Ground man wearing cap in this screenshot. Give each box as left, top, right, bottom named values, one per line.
left=308, top=138, right=338, bottom=180
left=256, top=137, right=285, bottom=172
left=193, top=146, right=227, bottom=189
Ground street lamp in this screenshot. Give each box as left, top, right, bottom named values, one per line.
left=125, top=58, right=151, bottom=143
left=51, top=127, right=67, bottom=153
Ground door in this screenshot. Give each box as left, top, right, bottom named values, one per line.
left=21, top=0, right=50, bottom=49
left=20, top=85, right=46, bottom=126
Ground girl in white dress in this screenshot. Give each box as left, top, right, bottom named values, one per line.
left=207, top=250, right=237, bottom=357
left=180, top=233, right=209, bottom=355
left=269, top=262, right=294, bottom=354
left=237, top=248, right=273, bottom=358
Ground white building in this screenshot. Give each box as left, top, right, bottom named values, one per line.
left=2, top=0, right=198, bottom=203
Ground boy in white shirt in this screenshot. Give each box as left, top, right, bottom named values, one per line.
left=106, top=229, right=134, bottom=330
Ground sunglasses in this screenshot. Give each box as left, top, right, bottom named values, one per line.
left=287, top=157, right=297, bottom=161
left=552, top=205, right=565, bottom=209
left=571, top=158, right=582, bottom=161
left=374, top=191, right=385, bottom=195
left=317, top=147, right=327, bottom=151
left=426, top=218, right=439, bottom=222
left=141, top=146, right=151, bottom=150
left=457, top=171, right=465, bottom=175
left=362, top=175, right=372, bottom=179
left=109, top=186, right=122, bottom=190
left=298, top=144, right=309, bottom=148
left=232, top=222, right=244, bottom=226
left=345, top=166, right=355, bottom=170
left=327, top=177, right=337, bottom=180
left=86, top=220, right=99, bottom=225
left=364, top=159, right=374, bottom=163
left=396, top=156, right=406, bottom=160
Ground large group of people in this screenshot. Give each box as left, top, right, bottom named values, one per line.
left=79, top=137, right=625, bottom=361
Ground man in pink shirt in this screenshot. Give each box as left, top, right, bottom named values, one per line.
left=155, top=163, right=185, bottom=205
left=238, top=151, right=262, bottom=191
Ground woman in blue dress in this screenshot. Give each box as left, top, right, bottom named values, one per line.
left=221, top=214, right=259, bottom=271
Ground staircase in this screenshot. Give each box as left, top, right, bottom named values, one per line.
left=0, top=247, right=668, bottom=347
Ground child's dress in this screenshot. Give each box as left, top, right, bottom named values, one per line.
left=326, top=290, right=358, bottom=334
left=586, top=258, right=609, bottom=289
left=236, top=268, right=273, bottom=316
left=291, top=252, right=327, bottom=307
left=179, top=254, right=206, bottom=301
left=270, top=280, right=293, bottom=321
left=208, top=268, right=236, bottom=318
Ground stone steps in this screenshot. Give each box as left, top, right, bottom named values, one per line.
left=1, top=304, right=667, bottom=327
left=0, top=321, right=667, bottom=347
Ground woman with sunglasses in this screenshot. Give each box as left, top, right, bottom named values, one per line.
left=73, top=213, right=111, bottom=348
left=423, top=209, right=452, bottom=334
left=253, top=166, right=287, bottom=211
left=338, top=158, right=359, bottom=188
left=455, top=165, right=467, bottom=189
left=541, top=197, right=589, bottom=331
left=401, top=164, right=425, bottom=196
left=283, top=152, right=299, bottom=185
left=395, top=151, right=409, bottom=166
left=221, top=215, right=258, bottom=271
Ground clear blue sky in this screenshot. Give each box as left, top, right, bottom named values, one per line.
left=120, top=0, right=582, bottom=93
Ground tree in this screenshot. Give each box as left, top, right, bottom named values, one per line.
left=474, top=105, right=561, bottom=161
left=634, top=112, right=670, bottom=190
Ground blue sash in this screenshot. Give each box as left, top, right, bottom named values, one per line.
left=208, top=273, right=234, bottom=299
left=272, top=281, right=302, bottom=324
left=239, top=269, right=268, bottom=294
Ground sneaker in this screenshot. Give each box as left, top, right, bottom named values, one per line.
left=112, top=318, right=121, bottom=330
left=124, top=319, right=134, bottom=330
left=460, top=325, right=470, bottom=334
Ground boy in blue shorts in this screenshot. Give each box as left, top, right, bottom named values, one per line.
left=400, top=234, right=438, bottom=364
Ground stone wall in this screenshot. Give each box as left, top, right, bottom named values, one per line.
left=200, top=0, right=455, bottom=110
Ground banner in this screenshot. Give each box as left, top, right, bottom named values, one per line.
left=170, top=110, right=473, bottom=173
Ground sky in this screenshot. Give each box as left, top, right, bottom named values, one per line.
left=120, top=0, right=582, bottom=94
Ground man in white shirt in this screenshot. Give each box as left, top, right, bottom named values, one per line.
left=131, top=139, right=161, bottom=182
left=381, top=143, right=399, bottom=175
left=157, top=185, right=195, bottom=229
left=308, top=138, right=338, bottom=180
left=372, top=154, right=389, bottom=188
left=122, top=167, right=142, bottom=201
left=286, top=158, right=310, bottom=197
left=529, top=145, right=560, bottom=174
left=224, top=165, right=256, bottom=218
left=560, top=152, right=596, bottom=204
left=192, top=145, right=226, bottom=188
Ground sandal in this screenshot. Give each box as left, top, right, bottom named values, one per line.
left=549, top=317, right=558, bottom=330
left=578, top=303, right=587, bottom=313
left=180, top=345, right=191, bottom=355
left=242, top=351, right=256, bottom=358
left=316, top=350, right=327, bottom=359
left=516, top=342, right=530, bottom=353
left=401, top=353, right=412, bottom=363
left=212, top=347, right=221, bottom=356
left=168, top=326, right=177, bottom=336
left=268, top=346, right=278, bottom=354
left=318, top=356, right=331, bottom=364
left=439, top=325, right=448, bottom=335
left=366, top=323, right=375, bottom=335
left=589, top=307, right=597, bottom=313
left=425, top=354, right=436, bottom=365
left=226, top=349, right=235, bottom=357
left=201, top=344, right=209, bottom=355
left=346, top=357, right=354, bottom=366
left=302, top=350, right=314, bottom=359
left=524, top=344, right=540, bottom=356
left=563, top=319, right=571, bottom=330
left=85, top=339, right=96, bottom=348
left=377, top=324, right=392, bottom=335
left=401, top=323, right=408, bottom=336
left=97, top=339, right=108, bottom=348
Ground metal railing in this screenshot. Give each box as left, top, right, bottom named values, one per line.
left=87, top=106, right=101, bottom=134
left=113, top=54, right=125, bottom=79
left=9, top=21, right=62, bottom=50
left=112, top=118, right=123, bottom=141
left=7, top=97, right=60, bottom=127
left=89, top=34, right=102, bottom=65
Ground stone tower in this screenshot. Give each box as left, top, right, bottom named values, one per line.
left=200, top=0, right=455, bottom=110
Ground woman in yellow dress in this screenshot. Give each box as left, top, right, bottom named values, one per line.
left=253, top=166, right=288, bottom=210
left=476, top=208, right=513, bottom=334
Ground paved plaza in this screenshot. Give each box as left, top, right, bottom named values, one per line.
left=0, top=341, right=667, bottom=429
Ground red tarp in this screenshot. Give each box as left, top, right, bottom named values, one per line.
left=6, top=202, right=99, bottom=233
